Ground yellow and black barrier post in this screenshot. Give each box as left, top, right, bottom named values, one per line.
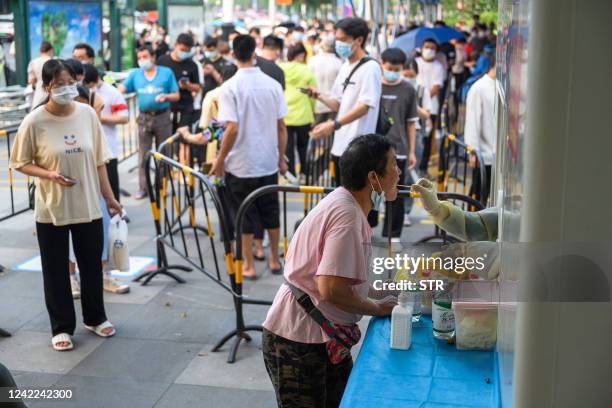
left=212, top=184, right=334, bottom=363
left=0, top=127, right=35, bottom=223
left=436, top=133, right=488, bottom=208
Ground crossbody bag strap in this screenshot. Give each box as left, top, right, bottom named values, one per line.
left=284, top=279, right=352, bottom=349
left=341, top=57, right=374, bottom=93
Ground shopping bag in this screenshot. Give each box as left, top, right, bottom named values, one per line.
left=108, top=214, right=129, bottom=271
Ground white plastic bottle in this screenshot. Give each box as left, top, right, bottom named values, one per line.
left=390, top=292, right=413, bottom=350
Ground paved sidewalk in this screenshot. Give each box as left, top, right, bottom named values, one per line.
left=0, top=155, right=434, bottom=407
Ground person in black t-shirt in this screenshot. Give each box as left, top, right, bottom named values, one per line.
left=256, top=35, right=285, bottom=89
left=157, top=33, right=201, bottom=132
left=201, top=37, right=234, bottom=98
left=380, top=48, right=419, bottom=238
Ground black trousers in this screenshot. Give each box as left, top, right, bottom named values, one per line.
left=286, top=124, right=311, bottom=177
left=382, top=159, right=407, bottom=238
left=332, top=155, right=342, bottom=187
left=419, top=114, right=438, bottom=172
left=36, top=219, right=107, bottom=336
left=171, top=108, right=196, bottom=132
left=469, top=164, right=492, bottom=207
left=106, top=158, right=120, bottom=203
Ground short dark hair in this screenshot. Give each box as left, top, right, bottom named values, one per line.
left=74, top=43, right=95, bottom=59
left=340, top=134, right=393, bottom=191
left=204, top=37, right=218, bottom=48
left=82, top=64, right=99, bottom=85
left=249, top=27, right=261, bottom=35
left=404, top=57, right=418, bottom=73
left=40, top=41, right=53, bottom=53
left=176, top=33, right=194, bottom=48
left=41, top=59, right=75, bottom=87
left=65, top=58, right=84, bottom=77
left=137, top=45, right=154, bottom=56
left=76, top=85, right=90, bottom=102
left=232, top=35, right=256, bottom=63
left=381, top=48, right=406, bottom=65
left=422, top=38, right=439, bottom=51
left=263, top=35, right=283, bottom=51
left=287, top=43, right=307, bottom=61
left=335, top=17, right=370, bottom=49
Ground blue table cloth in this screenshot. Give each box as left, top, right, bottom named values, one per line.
left=340, top=316, right=501, bottom=408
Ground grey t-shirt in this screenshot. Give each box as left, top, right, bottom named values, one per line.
left=381, top=81, right=418, bottom=157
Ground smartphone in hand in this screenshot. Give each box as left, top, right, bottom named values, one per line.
left=297, top=87, right=311, bottom=95
left=60, top=174, right=79, bottom=185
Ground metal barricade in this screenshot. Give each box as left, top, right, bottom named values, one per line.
left=0, top=128, right=35, bottom=222
left=212, top=184, right=334, bottom=363
left=117, top=93, right=139, bottom=163
left=304, top=135, right=334, bottom=208
left=437, top=133, right=488, bottom=208
left=135, top=143, right=236, bottom=286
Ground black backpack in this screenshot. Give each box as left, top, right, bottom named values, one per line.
left=341, top=57, right=394, bottom=135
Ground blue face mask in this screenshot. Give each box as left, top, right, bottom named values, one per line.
left=204, top=50, right=217, bottom=59
left=335, top=40, right=353, bottom=59
left=383, top=70, right=401, bottom=83
left=404, top=77, right=417, bottom=87
left=177, top=49, right=194, bottom=60
left=370, top=175, right=386, bottom=210
left=138, top=59, right=153, bottom=70
left=293, top=32, right=305, bottom=42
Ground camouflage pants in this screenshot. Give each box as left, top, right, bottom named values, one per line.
left=262, top=329, right=352, bottom=408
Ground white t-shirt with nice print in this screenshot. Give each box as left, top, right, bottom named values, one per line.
left=10, top=103, right=112, bottom=226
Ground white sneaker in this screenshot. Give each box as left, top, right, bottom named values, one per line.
left=390, top=238, right=403, bottom=253
left=70, top=275, right=81, bottom=299
left=103, top=277, right=130, bottom=294
left=403, top=215, right=412, bottom=227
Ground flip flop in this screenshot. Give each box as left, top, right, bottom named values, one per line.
left=242, top=270, right=258, bottom=281
left=84, top=321, right=116, bottom=338
left=253, top=254, right=266, bottom=261
left=51, top=333, right=74, bottom=351
left=269, top=264, right=284, bottom=275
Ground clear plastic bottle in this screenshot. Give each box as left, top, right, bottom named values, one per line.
left=390, top=292, right=413, bottom=350
left=409, top=290, right=422, bottom=323
left=432, top=280, right=455, bottom=340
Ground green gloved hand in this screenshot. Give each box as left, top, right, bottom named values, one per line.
left=411, top=178, right=444, bottom=217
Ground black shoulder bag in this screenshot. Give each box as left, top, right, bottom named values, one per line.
left=341, top=57, right=393, bottom=135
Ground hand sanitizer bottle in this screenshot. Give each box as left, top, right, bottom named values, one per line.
left=390, top=292, right=413, bottom=350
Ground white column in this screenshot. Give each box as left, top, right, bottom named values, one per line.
left=268, top=0, right=276, bottom=26
left=223, top=0, right=234, bottom=22
left=513, top=0, right=612, bottom=407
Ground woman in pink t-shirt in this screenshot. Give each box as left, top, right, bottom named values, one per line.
left=262, top=134, right=400, bottom=407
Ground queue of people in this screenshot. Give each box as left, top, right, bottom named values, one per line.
left=12, top=15, right=497, bottom=408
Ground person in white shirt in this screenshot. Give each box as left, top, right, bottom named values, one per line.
left=310, top=17, right=382, bottom=186
left=416, top=38, right=445, bottom=173
left=210, top=35, right=288, bottom=280
left=464, top=58, right=496, bottom=205
left=28, top=41, right=55, bottom=107
left=307, top=35, right=342, bottom=124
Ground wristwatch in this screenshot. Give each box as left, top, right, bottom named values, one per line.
left=333, top=119, right=343, bottom=131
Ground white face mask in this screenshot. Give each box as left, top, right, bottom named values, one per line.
left=370, top=174, right=386, bottom=209
left=422, top=48, right=436, bottom=60
left=51, top=84, right=78, bottom=105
